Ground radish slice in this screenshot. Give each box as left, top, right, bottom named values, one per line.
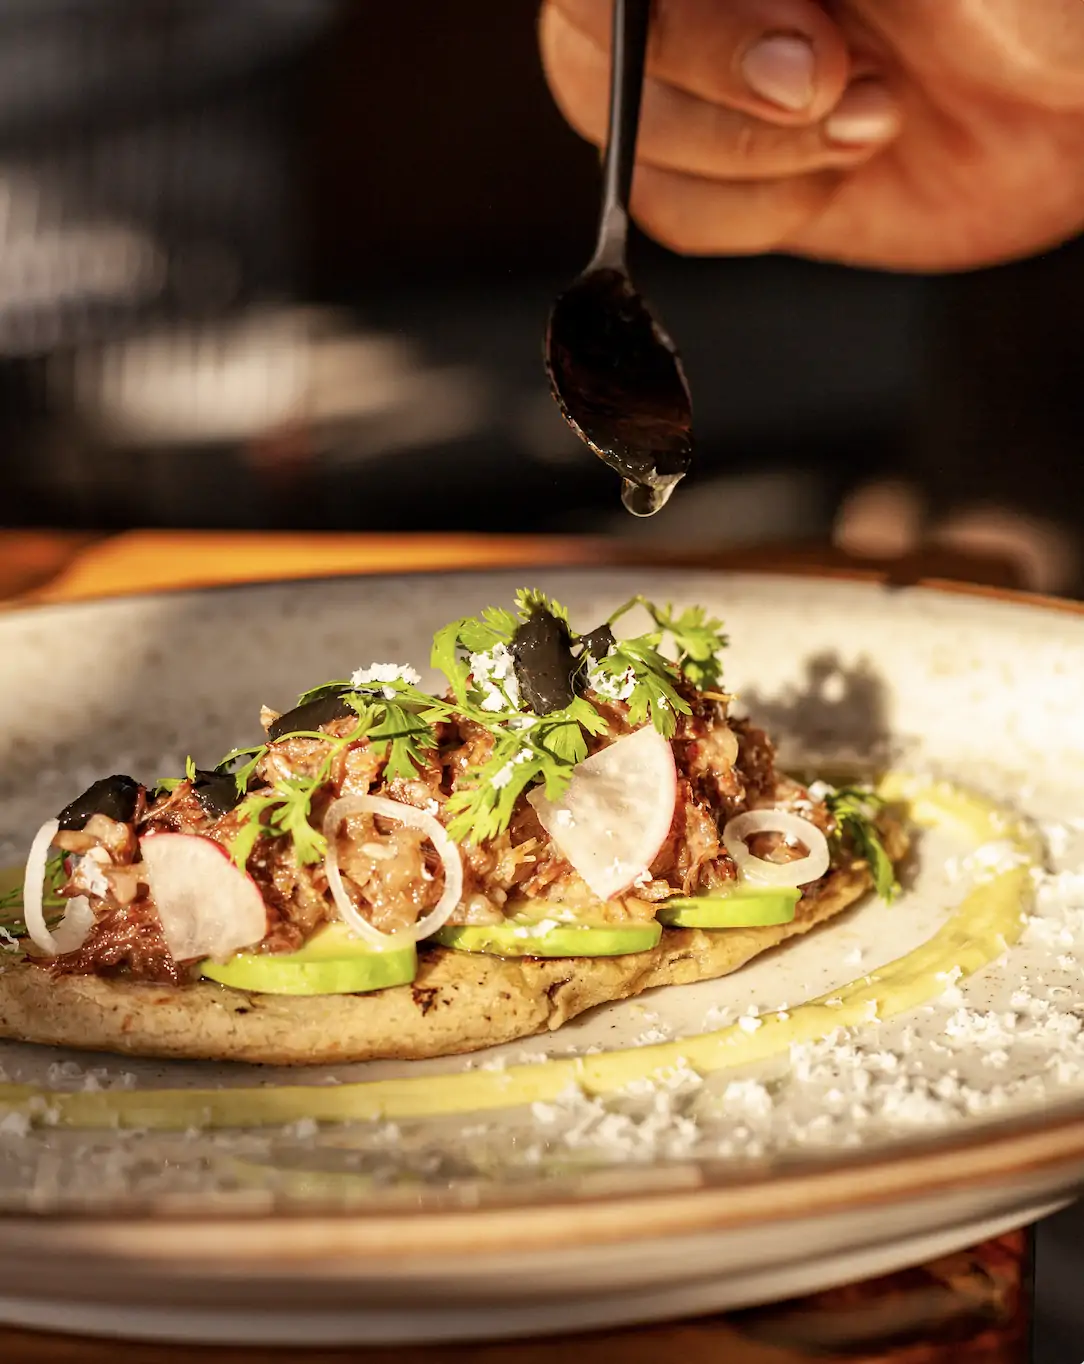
left=723, top=809, right=831, bottom=889
left=323, top=794, right=464, bottom=946
left=527, top=726, right=678, bottom=900
left=139, top=833, right=267, bottom=962
left=22, top=819, right=96, bottom=955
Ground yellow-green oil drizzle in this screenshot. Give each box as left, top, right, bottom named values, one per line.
left=0, top=778, right=1038, bottom=1131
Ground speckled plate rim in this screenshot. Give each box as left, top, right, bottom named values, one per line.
left=2, top=1098, right=1083, bottom=1266
left=1, top=564, right=1083, bottom=1259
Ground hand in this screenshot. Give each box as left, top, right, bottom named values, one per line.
left=540, top=0, right=1084, bottom=271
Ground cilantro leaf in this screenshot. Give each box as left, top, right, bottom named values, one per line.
left=446, top=733, right=547, bottom=844
left=215, top=744, right=268, bottom=794
left=824, top=786, right=899, bottom=902
left=607, top=594, right=728, bottom=693
left=228, top=806, right=268, bottom=869
left=296, top=679, right=351, bottom=707
left=366, top=698, right=439, bottom=782
left=431, top=611, right=516, bottom=700
left=596, top=639, right=690, bottom=738
left=431, top=620, right=471, bottom=701
left=228, top=780, right=326, bottom=868
left=534, top=697, right=607, bottom=767
left=270, top=780, right=328, bottom=865
left=514, top=588, right=570, bottom=626
left=459, top=610, right=515, bottom=654
left=651, top=603, right=728, bottom=689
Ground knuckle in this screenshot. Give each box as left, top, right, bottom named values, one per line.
left=730, top=119, right=760, bottom=166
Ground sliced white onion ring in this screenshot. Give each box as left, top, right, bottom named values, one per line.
left=723, top=809, right=831, bottom=889
left=22, top=819, right=96, bottom=956
left=323, top=795, right=463, bottom=946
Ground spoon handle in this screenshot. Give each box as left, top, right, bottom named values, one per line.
left=592, top=0, right=651, bottom=272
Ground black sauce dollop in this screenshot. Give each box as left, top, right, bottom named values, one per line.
left=577, top=624, right=615, bottom=665
left=192, top=769, right=245, bottom=818
left=57, top=775, right=141, bottom=832
left=267, top=689, right=355, bottom=743
left=510, top=610, right=578, bottom=714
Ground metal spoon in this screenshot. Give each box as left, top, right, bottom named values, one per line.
left=544, top=0, right=693, bottom=517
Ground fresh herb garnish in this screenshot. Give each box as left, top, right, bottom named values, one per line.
left=223, top=680, right=449, bottom=868
left=607, top=595, right=728, bottom=692
left=445, top=698, right=608, bottom=843
left=196, top=590, right=729, bottom=860
left=155, top=754, right=198, bottom=794
left=229, top=779, right=328, bottom=869
left=589, top=636, right=690, bottom=737
left=216, top=745, right=267, bottom=794
left=824, top=785, right=899, bottom=902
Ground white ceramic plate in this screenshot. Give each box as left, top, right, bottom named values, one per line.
left=0, top=568, right=1082, bottom=1345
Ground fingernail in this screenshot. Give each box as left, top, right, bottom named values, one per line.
left=740, top=34, right=816, bottom=111
left=825, top=79, right=900, bottom=144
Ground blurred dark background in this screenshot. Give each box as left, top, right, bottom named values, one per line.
left=0, top=0, right=1082, bottom=593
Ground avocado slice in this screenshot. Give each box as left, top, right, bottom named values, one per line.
left=200, top=923, right=417, bottom=996
left=657, top=885, right=799, bottom=928
left=432, top=918, right=661, bottom=958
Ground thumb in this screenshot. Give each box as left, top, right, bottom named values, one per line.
left=543, top=0, right=853, bottom=124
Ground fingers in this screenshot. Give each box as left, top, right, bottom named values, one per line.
left=540, top=0, right=904, bottom=258
left=543, top=7, right=900, bottom=181
left=628, top=162, right=839, bottom=255
left=543, top=0, right=852, bottom=122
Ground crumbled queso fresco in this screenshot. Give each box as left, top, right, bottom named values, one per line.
left=349, top=663, right=422, bottom=698
left=586, top=663, right=637, bottom=702
left=468, top=644, right=520, bottom=712
left=490, top=749, right=532, bottom=790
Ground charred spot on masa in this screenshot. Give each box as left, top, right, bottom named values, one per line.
left=412, top=985, right=440, bottom=1016
left=545, top=976, right=573, bottom=1003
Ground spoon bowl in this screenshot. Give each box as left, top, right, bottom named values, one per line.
left=545, top=267, right=692, bottom=516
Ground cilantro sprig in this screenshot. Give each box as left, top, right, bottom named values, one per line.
left=589, top=637, right=690, bottom=737
left=824, top=785, right=899, bottom=902
left=445, top=698, right=608, bottom=843
left=218, top=680, right=450, bottom=868
left=607, top=595, right=728, bottom=691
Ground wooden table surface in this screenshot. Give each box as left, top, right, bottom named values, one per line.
left=0, top=529, right=1036, bottom=1364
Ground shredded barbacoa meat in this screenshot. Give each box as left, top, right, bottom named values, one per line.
left=42, top=681, right=834, bottom=983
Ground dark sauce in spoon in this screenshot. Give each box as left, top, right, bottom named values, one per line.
left=546, top=268, right=692, bottom=517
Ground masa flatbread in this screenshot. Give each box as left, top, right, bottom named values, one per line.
left=0, top=819, right=905, bottom=1066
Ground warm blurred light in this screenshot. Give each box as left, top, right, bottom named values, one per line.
left=50, top=308, right=491, bottom=457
